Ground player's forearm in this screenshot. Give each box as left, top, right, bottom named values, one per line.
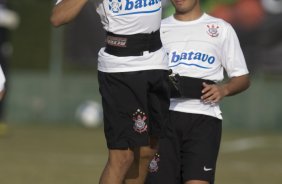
left=50, top=0, right=88, bottom=27
left=0, top=90, right=5, bottom=101
left=221, top=74, right=250, bottom=97
left=0, top=80, right=5, bottom=101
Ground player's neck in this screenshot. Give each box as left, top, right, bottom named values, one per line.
left=174, top=9, right=203, bottom=22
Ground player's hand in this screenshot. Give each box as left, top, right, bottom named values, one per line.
left=201, top=82, right=227, bottom=104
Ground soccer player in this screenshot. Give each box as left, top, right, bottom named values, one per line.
left=146, top=0, right=250, bottom=184
left=0, top=0, right=18, bottom=136
left=50, top=0, right=170, bottom=184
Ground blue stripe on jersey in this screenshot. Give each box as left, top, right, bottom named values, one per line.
left=170, top=62, right=211, bottom=69
left=116, top=7, right=161, bottom=16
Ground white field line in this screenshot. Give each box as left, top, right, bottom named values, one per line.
left=221, top=137, right=269, bottom=153
left=0, top=151, right=107, bottom=166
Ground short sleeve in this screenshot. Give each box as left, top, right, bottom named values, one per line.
left=221, top=23, right=249, bottom=78
left=0, top=66, right=6, bottom=91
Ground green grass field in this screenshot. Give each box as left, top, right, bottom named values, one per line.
left=1, top=125, right=282, bottom=184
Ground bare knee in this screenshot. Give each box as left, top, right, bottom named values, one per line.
left=109, top=149, right=134, bottom=169
left=139, top=137, right=159, bottom=159
left=139, top=146, right=158, bottom=162
left=185, top=180, right=210, bottom=184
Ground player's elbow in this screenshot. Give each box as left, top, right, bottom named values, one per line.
left=242, top=75, right=251, bottom=91
left=50, top=8, right=68, bottom=27
left=0, top=90, right=5, bottom=101
left=50, top=14, right=64, bottom=27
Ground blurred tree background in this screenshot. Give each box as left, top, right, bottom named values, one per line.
left=9, top=0, right=52, bottom=70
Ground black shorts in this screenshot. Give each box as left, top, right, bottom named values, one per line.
left=146, top=111, right=222, bottom=184
left=98, top=70, right=170, bottom=149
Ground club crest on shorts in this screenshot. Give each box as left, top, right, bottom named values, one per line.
left=132, top=109, right=148, bottom=133
left=149, top=153, right=160, bottom=173
left=206, top=24, right=219, bottom=37
left=109, top=0, right=122, bottom=13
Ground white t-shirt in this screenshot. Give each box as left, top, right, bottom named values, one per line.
left=56, top=0, right=168, bottom=73
left=0, top=66, right=5, bottom=91
left=161, top=13, right=249, bottom=119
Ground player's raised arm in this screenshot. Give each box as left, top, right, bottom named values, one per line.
left=50, top=0, right=88, bottom=27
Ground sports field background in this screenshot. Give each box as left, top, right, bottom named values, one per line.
left=1, top=126, right=282, bottom=184
left=1, top=0, right=282, bottom=184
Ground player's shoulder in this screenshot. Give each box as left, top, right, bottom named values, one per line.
left=203, top=13, right=236, bottom=37
left=161, top=15, right=174, bottom=25
left=203, top=13, right=231, bottom=28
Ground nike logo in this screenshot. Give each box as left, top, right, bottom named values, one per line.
left=203, top=166, right=213, bottom=171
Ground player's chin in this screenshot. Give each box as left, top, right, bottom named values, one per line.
left=175, top=7, right=187, bottom=14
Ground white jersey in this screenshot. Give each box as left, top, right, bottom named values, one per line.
left=161, top=13, right=249, bottom=119
left=96, top=0, right=168, bottom=72
left=96, top=0, right=161, bottom=35
left=0, top=66, right=5, bottom=91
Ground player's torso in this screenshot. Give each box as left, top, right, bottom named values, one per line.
left=96, top=0, right=168, bottom=73
left=161, top=14, right=226, bottom=82
left=97, top=0, right=162, bottom=34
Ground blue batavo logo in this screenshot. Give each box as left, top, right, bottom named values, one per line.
left=170, top=51, right=215, bottom=69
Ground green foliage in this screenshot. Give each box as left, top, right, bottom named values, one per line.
left=201, top=0, right=237, bottom=11
left=8, top=0, right=52, bottom=70
left=164, top=0, right=238, bottom=17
